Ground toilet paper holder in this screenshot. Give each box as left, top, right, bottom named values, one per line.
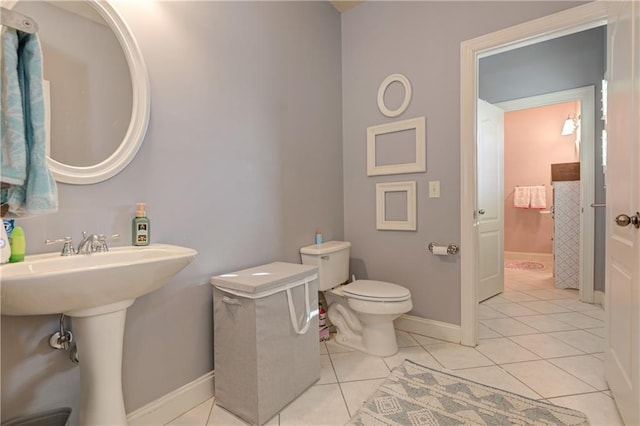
left=428, top=242, right=459, bottom=255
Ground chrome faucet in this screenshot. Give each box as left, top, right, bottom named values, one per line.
left=77, top=232, right=120, bottom=254
left=77, top=232, right=100, bottom=255
left=46, top=232, right=120, bottom=256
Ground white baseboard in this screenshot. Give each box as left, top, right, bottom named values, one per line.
left=395, top=314, right=460, bottom=344
left=127, top=371, right=215, bottom=425
left=594, top=290, right=605, bottom=308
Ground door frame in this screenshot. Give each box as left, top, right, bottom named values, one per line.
left=460, top=1, right=608, bottom=346
left=495, top=86, right=596, bottom=303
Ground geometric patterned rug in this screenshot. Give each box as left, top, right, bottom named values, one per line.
left=347, top=360, right=589, bottom=425
left=505, top=259, right=546, bottom=271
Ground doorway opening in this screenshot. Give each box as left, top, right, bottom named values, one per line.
left=479, top=86, right=598, bottom=306
left=459, top=2, right=608, bottom=347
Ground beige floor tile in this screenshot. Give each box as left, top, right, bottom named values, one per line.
left=478, top=323, right=502, bottom=339
left=501, top=360, right=596, bottom=398
left=548, top=355, right=608, bottom=390
left=208, top=403, right=278, bottom=426
left=167, top=398, right=214, bottom=425
left=480, top=317, right=538, bottom=336
left=514, top=314, right=578, bottom=333
left=508, top=333, right=584, bottom=358
left=339, top=378, right=385, bottom=416
left=581, top=309, right=606, bottom=321
left=548, top=330, right=604, bottom=354
left=482, top=294, right=511, bottom=305
left=518, top=300, right=572, bottom=314
left=478, top=304, right=506, bottom=320
left=395, top=330, right=420, bottom=347
left=279, top=384, right=351, bottom=426
left=382, top=346, right=442, bottom=371
left=329, top=351, right=390, bottom=382
left=521, top=289, right=572, bottom=300
left=475, top=337, right=540, bottom=364
left=549, top=299, right=603, bottom=312
left=548, top=392, right=624, bottom=426
left=317, top=354, right=337, bottom=385
left=324, top=337, right=355, bottom=353
left=319, top=341, right=328, bottom=355
left=505, top=282, right=542, bottom=292
left=425, top=342, right=493, bottom=370
left=551, top=288, right=580, bottom=300
left=500, top=291, right=541, bottom=303
left=585, top=327, right=605, bottom=338
left=412, top=333, right=449, bottom=347
left=486, top=302, right=539, bottom=317
left=450, top=365, right=542, bottom=400
left=549, top=312, right=604, bottom=329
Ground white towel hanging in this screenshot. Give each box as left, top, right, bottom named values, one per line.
left=530, top=185, right=547, bottom=209
left=514, top=186, right=531, bottom=208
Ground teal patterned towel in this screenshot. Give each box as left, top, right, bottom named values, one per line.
left=0, top=28, right=57, bottom=216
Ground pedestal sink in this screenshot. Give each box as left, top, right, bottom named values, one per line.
left=0, top=244, right=197, bottom=425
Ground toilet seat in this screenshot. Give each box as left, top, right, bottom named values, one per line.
left=342, top=280, right=411, bottom=302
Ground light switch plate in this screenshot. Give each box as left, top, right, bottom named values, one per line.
left=429, top=180, right=440, bottom=198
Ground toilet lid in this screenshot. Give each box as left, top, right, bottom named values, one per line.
left=343, top=280, right=411, bottom=302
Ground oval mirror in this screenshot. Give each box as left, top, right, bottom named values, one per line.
left=12, top=0, right=150, bottom=185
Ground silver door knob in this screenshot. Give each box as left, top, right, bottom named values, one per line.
left=478, top=209, right=486, bottom=215
left=615, top=212, right=640, bottom=229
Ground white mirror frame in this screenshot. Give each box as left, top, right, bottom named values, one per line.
left=377, top=73, right=412, bottom=117
left=376, top=181, right=417, bottom=231
left=46, top=0, right=150, bottom=185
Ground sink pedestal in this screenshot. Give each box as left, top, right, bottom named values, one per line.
left=1, top=244, right=198, bottom=425
left=70, top=299, right=135, bottom=426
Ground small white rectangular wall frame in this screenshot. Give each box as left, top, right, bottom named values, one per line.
left=376, top=181, right=417, bottom=231
left=367, top=117, right=426, bottom=176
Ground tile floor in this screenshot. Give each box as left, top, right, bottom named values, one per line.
left=166, top=263, right=624, bottom=425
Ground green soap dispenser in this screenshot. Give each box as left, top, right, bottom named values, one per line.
left=132, top=202, right=150, bottom=246
left=9, top=226, right=25, bottom=263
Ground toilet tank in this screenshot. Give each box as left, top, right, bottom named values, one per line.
left=300, top=241, right=351, bottom=291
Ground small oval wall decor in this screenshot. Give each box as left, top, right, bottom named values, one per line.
left=377, top=73, right=412, bottom=117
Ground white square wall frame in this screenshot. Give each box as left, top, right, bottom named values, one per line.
left=376, top=181, right=417, bottom=231
left=367, top=117, right=426, bottom=176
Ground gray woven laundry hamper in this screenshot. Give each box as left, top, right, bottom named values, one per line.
left=211, top=262, right=320, bottom=426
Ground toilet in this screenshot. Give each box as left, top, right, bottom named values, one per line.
left=300, top=240, right=412, bottom=357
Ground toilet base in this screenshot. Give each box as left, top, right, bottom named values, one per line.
left=327, top=301, right=403, bottom=357
left=333, top=330, right=365, bottom=353
left=359, top=314, right=399, bottom=357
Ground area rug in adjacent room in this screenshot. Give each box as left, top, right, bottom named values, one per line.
left=347, top=360, right=589, bottom=426
left=504, top=259, right=546, bottom=271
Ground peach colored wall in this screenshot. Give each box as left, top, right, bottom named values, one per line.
left=504, top=101, right=580, bottom=254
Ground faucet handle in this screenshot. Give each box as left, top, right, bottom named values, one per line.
left=95, top=234, right=120, bottom=252
left=45, top=237, right=75, bottom=256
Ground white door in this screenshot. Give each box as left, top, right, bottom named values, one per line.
left=605, top=1, right=640, bottom=424
left=477, top=99, right=504, bottom=302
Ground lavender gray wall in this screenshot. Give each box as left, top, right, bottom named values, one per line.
left=1, top=1, right=342, bottom=423
left=341, top=1, right=583, bottom=324
left=478, top=27, right=607, bottom=292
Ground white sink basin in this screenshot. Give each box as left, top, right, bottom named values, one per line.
left=1, top=243, right=197, bottom=316
left=0, top=243, right=197, bottom=425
